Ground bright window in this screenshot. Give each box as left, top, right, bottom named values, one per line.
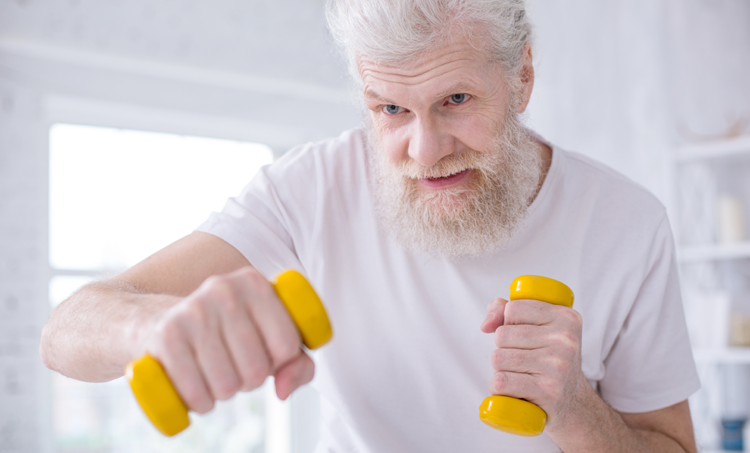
left=48, top=124, right=288, bottom=453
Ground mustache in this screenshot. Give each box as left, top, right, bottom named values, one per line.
left=389, top=148, right=501, bottom=180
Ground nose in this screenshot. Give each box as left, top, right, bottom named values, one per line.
left=407, top=116, right=454, bottom=167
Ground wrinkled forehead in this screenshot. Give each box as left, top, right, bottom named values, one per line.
left=355, top=38, right=504, bottom=105
left=350, top=19, right=496, bottom=82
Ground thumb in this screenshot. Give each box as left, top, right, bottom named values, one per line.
left=480, top=298, right=508, bottom=333
left=274, top=351, right=315, bottom=400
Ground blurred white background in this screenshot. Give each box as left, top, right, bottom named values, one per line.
left=0, top=1, right=749, bottom=452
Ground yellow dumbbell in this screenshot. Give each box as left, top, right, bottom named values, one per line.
left=126, top=269, right=332, bottom=437
left=478, top=275, right=575, bottom=437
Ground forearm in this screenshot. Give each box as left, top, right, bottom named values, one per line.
left=547, top=380, right=693, bottom=453
left=40, top=280, right=180, bottom=382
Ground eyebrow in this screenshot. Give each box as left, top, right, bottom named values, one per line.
left=363, top=89, right=394, bottom=104
left=364, top=81, right=477, bottom=105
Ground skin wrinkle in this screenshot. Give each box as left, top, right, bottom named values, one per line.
left=360, top=58, right=476, bottom=84
left=362, top=38, right=541, bottom=257
left=359, top=57, right=482, bottom=87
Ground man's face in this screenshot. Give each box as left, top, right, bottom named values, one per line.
left=360, top=39, right=515, bottom=189
left=359, top=37, right=542, bottom=257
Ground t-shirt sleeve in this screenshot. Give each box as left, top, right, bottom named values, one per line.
left=194, top=160, right=305, bottom=281
left=598, top=214, right=701, bottom=413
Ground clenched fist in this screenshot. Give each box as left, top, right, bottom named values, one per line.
left=480, top=297, right=587, bottom=430
left=144, top=266, right=314, bottom=414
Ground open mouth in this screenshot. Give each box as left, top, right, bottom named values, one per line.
left=426, top=168, right=469, bottom=181
left=420, top=168, right=471, bottom=188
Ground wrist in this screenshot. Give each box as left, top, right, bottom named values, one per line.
left=123, top=292, right=181, bottom=363
left=545, top=370, right=596, bottom=434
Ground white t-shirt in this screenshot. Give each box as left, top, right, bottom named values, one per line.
left=197, top=128, right=700, bottom=453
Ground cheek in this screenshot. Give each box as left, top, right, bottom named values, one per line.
left=450, top=116, right=500, bottom=152
left=377, top=127, right=411, bottom=163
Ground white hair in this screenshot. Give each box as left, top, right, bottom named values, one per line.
left=325, top=0, right=532, bottom=80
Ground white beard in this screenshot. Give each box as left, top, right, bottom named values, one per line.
left=367, top=110, right=542, bottom=259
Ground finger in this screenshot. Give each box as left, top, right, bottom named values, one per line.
left=227, top=268, right=301, bottom=370
left=192, top=326, right=242, bottom=402
left=187, top=280, right=243, bottom=401
left=503, top=299, right=566, bottom=326
left=494, top=324, right=548, bottom=349
left=216, top=296, right=271, bottom=392
left=480, top=298, right=508, bottom=333
left=491, top=347, right=543, bottom=373
left=273, top=351, right=315, bottom=400
left=152, top=323, right=214, bottom=414
left=488, top=370, right=539, bottom=403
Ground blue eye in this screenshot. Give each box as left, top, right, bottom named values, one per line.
left=383, top=104, right=403, bottom=115
left=448, top=93, right=469, bottom=104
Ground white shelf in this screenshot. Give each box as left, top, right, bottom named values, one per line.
left=694, top=347, right=750, bottom=364
left=678, top=242, right=750, bottom=263
left=677, top=135, right=750, bottom=163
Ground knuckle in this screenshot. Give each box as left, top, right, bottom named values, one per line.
left=272, top=337, right=301, bottom=366
left=562, top=331, right=580, bottom=350
left=202, top=274, right=226, bottom=291
left=540, top=377, right=562, bottom=401
left=183, top=387, right=213, bottom=414
left=489, top=372, right=509, bottom=394
left=237, top=266, right=259, bottom=281
left=240, top=267, right=267, bottom=289
left=563, top=308, right=583, bottom=327
left=155, top=318, right=181, bottom=345
left=494, top=326, right=508, bottom=345
left=178, top=305, right=209, bottom=339
left=204, top=279, right=233, bottom=302
left=547, top=355, right=569, bottom=376
left=504, top=301, right=523, bottom=323
left=244, top=360, right=271, bottom=389
left=214, top=377, right=241, bottom=401
left=550, top=330, right=579, bottom=350
left=487, top=297, right=505, bottom=312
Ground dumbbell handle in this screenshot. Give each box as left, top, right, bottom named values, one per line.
left=478, top=275, right=575, bottom=437
left=126, top=270, right=332, bottom=437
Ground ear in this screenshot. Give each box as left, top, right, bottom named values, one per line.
left=515, top=41, right=535, bottom=114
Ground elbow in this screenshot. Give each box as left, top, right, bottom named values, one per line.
left=39, top=319, right=57, bottom=371
left=39, top=324, right=52, bottom=370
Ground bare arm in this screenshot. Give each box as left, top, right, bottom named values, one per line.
left=40, top=231, right=251, bottom=382
left=548, top=379, right=697, bottom=452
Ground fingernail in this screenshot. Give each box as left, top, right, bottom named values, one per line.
left=482, top=312, right=495, bottom=326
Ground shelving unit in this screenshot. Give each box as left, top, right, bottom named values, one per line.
left=673, top=135, right=750, bottom=451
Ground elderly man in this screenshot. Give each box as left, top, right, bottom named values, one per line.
left=41, top=0, right=700, bottom=451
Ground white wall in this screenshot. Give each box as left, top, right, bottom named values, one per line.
left=1, top=1, right=749, bottom=452
left=526, top=0, right=750, bottom=210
